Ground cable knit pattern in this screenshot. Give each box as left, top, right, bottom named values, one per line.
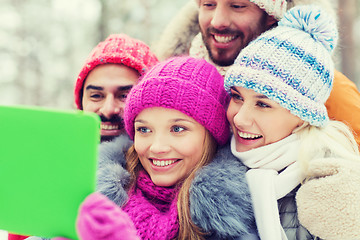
left=122, top=171, right=180, bottom=240
left=124, top=56, right=230, bottom=145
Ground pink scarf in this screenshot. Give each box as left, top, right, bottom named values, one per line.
left=122, top=170, right=180, bottom=240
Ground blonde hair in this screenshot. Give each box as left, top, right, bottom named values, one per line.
left=295, top=120, right=360, bottom=180
left=126, top=130, right=217, bottom=240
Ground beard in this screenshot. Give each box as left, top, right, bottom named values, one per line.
left=100, top=135, right=117, bottom=142
left=201, top=13, right=271, bottom=67
left=203, top=27, right=244, bottom=66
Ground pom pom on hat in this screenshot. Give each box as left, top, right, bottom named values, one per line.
left=225, top=5, right=338, bottom=127
left=124, top=56, right=230, bottom=145
left=279, top=5, right=338, bottom=52
left=74, top=34, right=159, bottom=109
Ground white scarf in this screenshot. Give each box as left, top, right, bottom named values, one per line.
left=189, top=33, right=231, bottom=77
left=231, top=134, right=304, bottom=240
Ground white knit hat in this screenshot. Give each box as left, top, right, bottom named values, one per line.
left=224, top=5, right=338, bottom=127
left=194, top=0, right=287, bottom=20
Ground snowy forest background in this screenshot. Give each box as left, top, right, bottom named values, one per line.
left=1, top=0, right=359, bottom=110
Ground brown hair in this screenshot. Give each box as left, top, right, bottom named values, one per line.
left=125, top=130, right=217, bottom=240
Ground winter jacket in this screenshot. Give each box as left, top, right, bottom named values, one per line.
left=152, top=1, right=360, bottom=147
left=278, top=187, right=318, bottom=239
left=97, top=135, right=259, bottom=239
left=325, top=70, right=360, bottom=146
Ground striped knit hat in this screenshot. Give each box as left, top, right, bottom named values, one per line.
left=224, top=5, right=338, bottom=127
left=194, top=0, right=287, bottom=20
left=74, top=34, right=158, bottom=109
left=124, top=56, right=230, bottom=145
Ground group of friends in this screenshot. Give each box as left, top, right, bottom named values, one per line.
left=9, top=0, right=360, bottom=239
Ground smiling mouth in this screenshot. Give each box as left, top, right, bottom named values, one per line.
left=101, top=124, right=119, bottom=130
left=238, top=131, right=262, bottom=140
left=213, top=34, right=237, bottom=43
left=151, top=159, right=179, bottom=167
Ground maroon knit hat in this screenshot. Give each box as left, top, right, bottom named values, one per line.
left=124, top=56, right=230, bottom=145
left=74, top=34, right=159, bottom=109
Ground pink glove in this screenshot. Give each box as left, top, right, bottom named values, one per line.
left=76, top=192, right=140, bottom=240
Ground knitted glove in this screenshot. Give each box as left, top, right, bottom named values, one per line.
left=296, top=157, right=360, bottom=239
left=76, top=193, right=140, bottom=240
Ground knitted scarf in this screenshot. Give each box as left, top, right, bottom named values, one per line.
left=230, top=134, right=304, bottom=240
left=189, top=33, right=231, bottom=77
left=122, top=170, right=180, bottom=240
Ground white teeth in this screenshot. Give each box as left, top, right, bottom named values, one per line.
left=214, top=35, right=236, bottom=43
left=238, top=131, right=261, bottom=139
left=101, top=124, right=119, bottom=130
left=152, top=160, right=176, bottom=167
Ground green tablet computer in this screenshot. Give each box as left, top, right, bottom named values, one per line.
left=0, top=105, right=100, bottom=239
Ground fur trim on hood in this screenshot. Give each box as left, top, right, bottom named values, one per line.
left=152, top=0, right=338, bottom=61
left=190, top=143, right=257, bottom=238
left=96, top=135, right=132, bottom=206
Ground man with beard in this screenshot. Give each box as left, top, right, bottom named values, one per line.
left=153, top=0, right=360, bottom=145
left=74, top=33, right=158, bottom=142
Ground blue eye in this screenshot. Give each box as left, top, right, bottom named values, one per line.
left=172, top=126, right=185, bottom=133
left=136, top=127, right=150, bottom=133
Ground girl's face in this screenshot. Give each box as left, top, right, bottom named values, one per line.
left=134, top=107, right=206, bottom=187
left=227, top=86, right=304, bottom=152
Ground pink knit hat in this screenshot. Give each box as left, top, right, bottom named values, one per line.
left=124, top=56, right=230, bottom=145
left=74, top=34, right=159, bottom=109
